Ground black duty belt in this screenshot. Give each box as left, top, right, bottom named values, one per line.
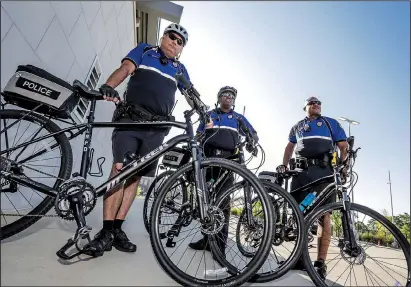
left=113, top=102, right=175, bottom=122
left=292, top=154, right=332, bottom=169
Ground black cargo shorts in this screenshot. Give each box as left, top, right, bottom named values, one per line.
left=111, top=128, right=165, bottom=177
left=290, top=165, right=336, bottom=208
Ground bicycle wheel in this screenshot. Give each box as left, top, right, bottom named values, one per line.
left=1, top=109, right=73, bottom=240
left=143, top=170, right=188, bottom=233
left=149, top=158, right=275, bottom=286
left=235, top=180, right=305, bottom=283
left=302, top=202, right=411, bottom=287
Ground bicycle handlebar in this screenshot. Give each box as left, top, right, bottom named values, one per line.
left=234, top=115, right=258, bottom=156
left=174, top=73, right=210, bottom=123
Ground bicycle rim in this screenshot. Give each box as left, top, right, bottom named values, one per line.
left=1, top=109, right=72, bottom=240
left=149, top=158, right=275, bottom=286
left=302, top=202, right=411, bottom=287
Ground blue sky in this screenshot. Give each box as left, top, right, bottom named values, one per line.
left=161, top=1, right=410, bottom=215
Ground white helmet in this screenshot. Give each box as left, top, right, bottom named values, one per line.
left=164, top=23, right=188, bottom=46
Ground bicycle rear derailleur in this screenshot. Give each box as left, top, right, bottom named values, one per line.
left=55, top=177, right=97, bottom=260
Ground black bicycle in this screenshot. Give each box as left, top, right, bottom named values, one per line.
left=1, top=65, right=275, bottom=286
left=142, top=145, right=191, bottom=234
left=257, top=137, right=411, bottom=286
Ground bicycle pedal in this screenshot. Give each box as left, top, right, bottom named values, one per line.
left=56, top=238, right=83, bottom=260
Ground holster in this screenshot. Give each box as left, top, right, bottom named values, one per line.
left=112, top=102, right=175, bottom=135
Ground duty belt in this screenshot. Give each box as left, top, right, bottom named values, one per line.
left=293, top=154, right=331, bottom=169
left=113, top=102, right=175, bottom=122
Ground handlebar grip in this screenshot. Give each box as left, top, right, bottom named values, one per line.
left=175, top=72, right=192, bottom=89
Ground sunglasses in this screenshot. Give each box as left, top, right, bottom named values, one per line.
left=308, top=101, right=321, bottom=106
left=220, top=92, right=235, bottom=99
left=168, top=33, right=184, bottom=46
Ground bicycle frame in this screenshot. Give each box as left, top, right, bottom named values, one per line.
left=1, top=98, right=213, bottom=221
left=283, top=160, right=358, bottom=249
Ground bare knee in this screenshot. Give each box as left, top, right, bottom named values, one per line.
left=111, top=163, right=123, bottom=176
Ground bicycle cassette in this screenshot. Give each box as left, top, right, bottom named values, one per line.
left=55, top=178, right=97, bottom=221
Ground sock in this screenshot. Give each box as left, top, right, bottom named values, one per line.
left=114, top=219, right=125, bottom=230
left=103, top=220, right=114, bottom=231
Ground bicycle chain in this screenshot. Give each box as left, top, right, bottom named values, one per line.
left=1, top=212, right=60, bottom=218
left=1, top=157, right=68, bottom=219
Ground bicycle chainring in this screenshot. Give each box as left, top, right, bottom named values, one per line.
left=55, top=177, right=97, bottom=221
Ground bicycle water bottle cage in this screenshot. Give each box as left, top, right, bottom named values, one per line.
left=88, top=148, right=106, bottom=177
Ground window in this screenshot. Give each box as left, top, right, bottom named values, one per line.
left=70, top=56, right=102, bottom=124
left=135, top=9, right=148, bottom=44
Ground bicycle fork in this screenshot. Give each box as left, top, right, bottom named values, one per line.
left=336, top=171, right=359, bottom=252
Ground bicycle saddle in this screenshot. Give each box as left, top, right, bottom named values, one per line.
left=73, top=80, right=104, bottom=100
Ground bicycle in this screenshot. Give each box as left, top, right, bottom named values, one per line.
left=258, top=137, right=411, bottom=286
left=1, top=65, right=275, bottom=286
left=142, top=145, right=191, bottom=234
left=145, top=112, right=305, bottom=284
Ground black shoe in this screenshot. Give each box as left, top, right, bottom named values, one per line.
left=189, top=237, right=211, bottom=251
left=112, top=229, right=137, bottom=252
left=314, top=260, right=327, bottom=280
left=83, top=229, right=114, bottom=257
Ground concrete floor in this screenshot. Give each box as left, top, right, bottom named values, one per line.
left=1, top=197, right=316, bottom=286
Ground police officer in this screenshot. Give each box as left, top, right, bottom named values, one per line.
left=84, top=24, right=191, bottom=257
left=277, top=96, right=348, bottom=279
left=188, top=86, right=258, bottom=255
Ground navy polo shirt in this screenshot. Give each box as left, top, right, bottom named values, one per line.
left=197, top=109, right=257, bottom=151
left=289, top=116, right=347, bottom=158
left=121, top=43, right=190, bottom=117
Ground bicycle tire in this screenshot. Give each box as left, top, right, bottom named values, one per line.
left=149, top=158, right=275, bottom=286
left=302, top=202, right=411, bottom=287
left=143, top=170, right=185, bottom=233
left=236, top=181, right=305, bottom=283
left=1, top=109, right=73, bottom=240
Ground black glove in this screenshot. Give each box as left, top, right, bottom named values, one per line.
left=99, top=84, right=119, bottom=101
left=276, top=164, right=288, bottom=173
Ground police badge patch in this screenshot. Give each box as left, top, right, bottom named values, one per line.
left=228, top=115, right=233, bottom=119
left=172, top=61, right=178, bottom=68
left=317, top=121, right=323, bottom=127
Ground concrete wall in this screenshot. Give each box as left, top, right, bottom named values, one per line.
left=1, top=1, right=135, bottom=187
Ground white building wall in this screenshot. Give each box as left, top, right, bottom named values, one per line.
left=1, top=1, right=135, bottom=186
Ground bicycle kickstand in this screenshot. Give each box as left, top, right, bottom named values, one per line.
left=56, top=193, right=93, bottom=260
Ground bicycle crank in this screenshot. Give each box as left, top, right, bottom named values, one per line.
left=55, top=182, right=96, bottom=260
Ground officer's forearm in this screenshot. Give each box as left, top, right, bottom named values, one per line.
left=339, top=148, right=348, bottom=163
left=282, top=143, right=295, bottom=166
left=106, top=65, right=130, bottom=89
left=337, top=141, right=349, bottom=163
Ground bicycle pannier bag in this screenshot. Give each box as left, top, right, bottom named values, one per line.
left=162, top=147, right=191, bottom=169
left=2, top=65, right=79, bottom=119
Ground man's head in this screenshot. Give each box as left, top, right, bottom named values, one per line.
left=160, top=23, right=188, bottom=59
left=303, top=96, right=322, bottom=117
left=217, top=86, right=237, bottom=111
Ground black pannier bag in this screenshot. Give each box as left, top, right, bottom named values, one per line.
left=161, top=147, right=191, bottom=169
left=2, top=64, right=80, bottom=119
